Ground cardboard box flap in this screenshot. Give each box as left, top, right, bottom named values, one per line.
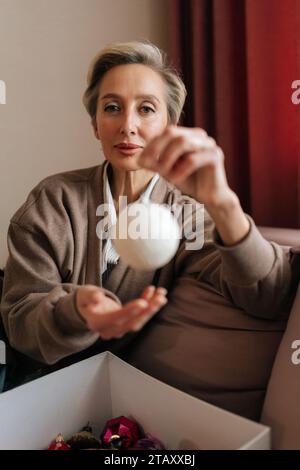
left=107, top=352, right=270, bottom=450
left=0, top=351, right=270, bottom=450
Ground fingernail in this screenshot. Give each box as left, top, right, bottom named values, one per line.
left=156, top=295, right=167, bottom=303
left=157, top=288, right=167, bottom=295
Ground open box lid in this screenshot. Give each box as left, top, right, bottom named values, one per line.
left=0, top=351, right=270, bottom=449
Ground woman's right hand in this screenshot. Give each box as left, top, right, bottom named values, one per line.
left=75, top=284, right=168, bottom=340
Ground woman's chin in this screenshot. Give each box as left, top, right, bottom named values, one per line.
left=107, top=156, right=141, bottom=171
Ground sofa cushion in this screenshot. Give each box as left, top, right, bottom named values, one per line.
left=261, top=283, right=300, bottom=448
left=258, top=227, right=300, bottom=248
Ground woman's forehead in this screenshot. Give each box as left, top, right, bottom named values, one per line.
left=98, top=63, right=166, bottom=98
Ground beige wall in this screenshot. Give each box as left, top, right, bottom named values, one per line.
left=0, top=0, right=169, bottom=267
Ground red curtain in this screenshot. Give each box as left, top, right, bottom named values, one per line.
left=169, top=0, right=300, bottom=228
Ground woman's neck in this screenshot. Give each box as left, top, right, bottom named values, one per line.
left=109, top=165, right=155, bottom=210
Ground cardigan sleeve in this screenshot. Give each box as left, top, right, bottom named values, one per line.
left=0, top=221, right=120, bottom=365
left=174, top=204, right=294, bottom=320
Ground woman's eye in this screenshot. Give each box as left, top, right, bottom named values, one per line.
left=141, top=106, right=155, bottom=114
left=104, top=104, right=120, bottom=112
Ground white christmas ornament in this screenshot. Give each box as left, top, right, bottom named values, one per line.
left=112, top=202, right=181, bottom=271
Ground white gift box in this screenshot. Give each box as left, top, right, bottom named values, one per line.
left=0, top=351, right=270, bottom=449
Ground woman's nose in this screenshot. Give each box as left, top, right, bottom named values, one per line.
left=119, top=111, right=138, bottom=135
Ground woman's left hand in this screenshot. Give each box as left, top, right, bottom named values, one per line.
left=138, top=125, right=251, bottom=246
left=137, top=125, right=236, bottom=209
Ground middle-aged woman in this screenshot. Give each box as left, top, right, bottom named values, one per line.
left=1, top=41, right=296, bottom=419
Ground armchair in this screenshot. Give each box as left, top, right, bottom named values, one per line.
left=258, top=226, right=300, bottom=449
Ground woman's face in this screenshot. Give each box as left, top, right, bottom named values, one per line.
left=93, top=63, right=169, bottom=171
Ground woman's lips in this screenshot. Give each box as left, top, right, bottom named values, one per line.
left=114, top=144, right=143, bottom=156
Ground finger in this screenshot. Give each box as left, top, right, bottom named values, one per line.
left=150, top=289, right=168, bottom=301
left=137, top=126, right=178, bottom=170
left=167, top=150, right=218, bottom=185
left=216, top=146, right=224, bottom=162
left=98, top=294, right=168, bottom=338
left=126, top=295, right=168, bottom=332
left=99, top=317, right=142, bottom=340
left=158, top=135, right=215, bottom=177
left=88, top=298, right=149, bottom=330
left=109, top=289, right=167, bottom=322
left=141, top=285, right=156, bottom=301
left=138, top=127, right=212, bottom=172
left=155, top=287, right=168, bottom=296
left=134, top=293, right=167, bottom=319
left=87, top=287, right=168, bottom=333
left=141, top=286, right=167, bottom=301
left=119, top=292, right=168, bottom=329
left=131, top=301, right=168, bottom=331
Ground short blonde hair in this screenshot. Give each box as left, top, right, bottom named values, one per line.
left=82, top=40, right=187, bottom=125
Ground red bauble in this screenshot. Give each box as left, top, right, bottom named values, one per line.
left=100, top=416, right=141, bottom=449
left=48, top=433, right=71, bottom=450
